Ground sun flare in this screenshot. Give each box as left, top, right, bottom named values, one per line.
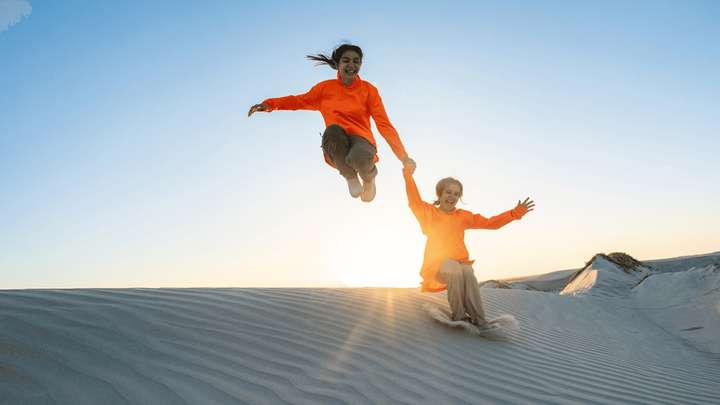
left=330, top=234, right=422, bottom=288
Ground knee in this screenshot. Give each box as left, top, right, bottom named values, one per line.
left=322, top=125, right=348, bottom=152
left=346, top=145, right=374, bottom=166
left=463, top=268, right=479, bottom=286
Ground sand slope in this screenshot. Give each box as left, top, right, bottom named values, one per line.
left=1, top=286, right=719, bottom=404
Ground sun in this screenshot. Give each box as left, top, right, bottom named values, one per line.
left=332, top=234, right=422, bottom=288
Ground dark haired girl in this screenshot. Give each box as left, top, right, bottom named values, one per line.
left=248, top=44, right=415, bottom=202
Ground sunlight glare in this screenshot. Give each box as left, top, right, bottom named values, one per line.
left=328, top=231, right=421, bottom=288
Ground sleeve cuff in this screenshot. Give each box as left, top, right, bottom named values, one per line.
left=261, top=99, right=275, bottom=111
left=511, top=205, right=528, bottom=219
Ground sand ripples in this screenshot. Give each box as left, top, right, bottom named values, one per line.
left=1, top=288, right=718, bottom=404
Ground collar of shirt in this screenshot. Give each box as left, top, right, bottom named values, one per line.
left=336, top=72, right=362, bottom=89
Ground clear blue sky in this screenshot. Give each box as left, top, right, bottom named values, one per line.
left=2, top=0, right=718, bottom=288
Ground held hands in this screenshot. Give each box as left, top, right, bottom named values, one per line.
left=402, top=156, right=417, bottom=175
left=247, top=103, right=269, bottom=117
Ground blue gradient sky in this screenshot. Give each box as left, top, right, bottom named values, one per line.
left=2, top=1, right=718, bottom=288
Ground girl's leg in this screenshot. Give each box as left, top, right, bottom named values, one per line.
left=321, top=125, right=361, bottom=197
left=346, top=135, right=377, bottom=182
left=460, top=264, right=487, bottom=325
left=346, top=135, right=378, bottom=202
left=321, top=125, right=357, bottom=179
left=437, top=259, right=467, bottom=321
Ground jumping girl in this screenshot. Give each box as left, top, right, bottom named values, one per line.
left=402, top=165, right=535, bottom=329
left=248, top=43, right=416, bottom=202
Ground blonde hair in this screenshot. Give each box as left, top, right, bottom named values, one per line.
left=433, top=177, right=463, bottom=206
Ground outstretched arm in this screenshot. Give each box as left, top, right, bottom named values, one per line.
left=467, top=197, right=535, bottom=229
left=248, top=82, right=324, bottom=117
left=403, top=166, right=434, bottom=231
left=403, top=166, right=422, bottom=208
left=368, top=85, right=414, bottom=170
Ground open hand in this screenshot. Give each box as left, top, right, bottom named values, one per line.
left=247, top=103, right=269, bottom=117
left=517, top=197, right=535, bottom=212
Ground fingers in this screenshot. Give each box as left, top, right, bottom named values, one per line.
left=518, top=197, right=535, bottom=212
left=247, top=104, right=266, bottom=117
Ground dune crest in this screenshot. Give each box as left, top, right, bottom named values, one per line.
left=560, top=252, right=651, bottom=296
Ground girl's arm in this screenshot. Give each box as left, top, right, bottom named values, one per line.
left=403, top=168, right=434, bottom=231
left=261, top=82, right=324, bottom=112
left=466, top=204, right=529, bottom=230
left=368, top=84, right=409, bottom=162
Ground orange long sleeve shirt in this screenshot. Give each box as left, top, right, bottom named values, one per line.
left=262, top=73, right=408, bottom=167
left=403, top=170, right=527, bottom=292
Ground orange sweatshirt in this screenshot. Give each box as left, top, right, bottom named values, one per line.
left=403, top=170, right=528, bottom=292
left=262, top=73, right=408, bottom=167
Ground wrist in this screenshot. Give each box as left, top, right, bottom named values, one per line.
left=513, top=205, right=528, bottom=219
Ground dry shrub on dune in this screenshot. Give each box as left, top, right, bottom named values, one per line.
left=564, top=252, right=647, bottom=287
left=593, top=252, right=645, bottom=273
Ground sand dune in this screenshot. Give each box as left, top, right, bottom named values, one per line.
left=632, top=265, right=720, bottom=355
left=560, top=255, right=651, bottom=297
left=645, top=251, right=720, bottom=273
left=497, top=269, right=577, bottom=292
left=1, top=279, right=719, bottom=404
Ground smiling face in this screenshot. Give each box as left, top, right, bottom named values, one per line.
left=337, top=50, right=362, bottom=85
left=438, top=183, right=462, bottom=212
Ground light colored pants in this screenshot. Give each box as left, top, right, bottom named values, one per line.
left=437, top=259, right=487, bottom=325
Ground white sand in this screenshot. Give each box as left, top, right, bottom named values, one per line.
left=560, top=255, right=652, bottom=297
left=1, top=254, right=719, bottom=404
left=500, top=269, right=578, bottom=292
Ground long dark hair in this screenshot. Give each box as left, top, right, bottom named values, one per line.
left=306, top=44, right=363, bottom=70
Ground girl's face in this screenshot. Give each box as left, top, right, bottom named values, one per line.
left=338, top=50, right=362, bottom=84
left=439, top=183, right=462, bottom=212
